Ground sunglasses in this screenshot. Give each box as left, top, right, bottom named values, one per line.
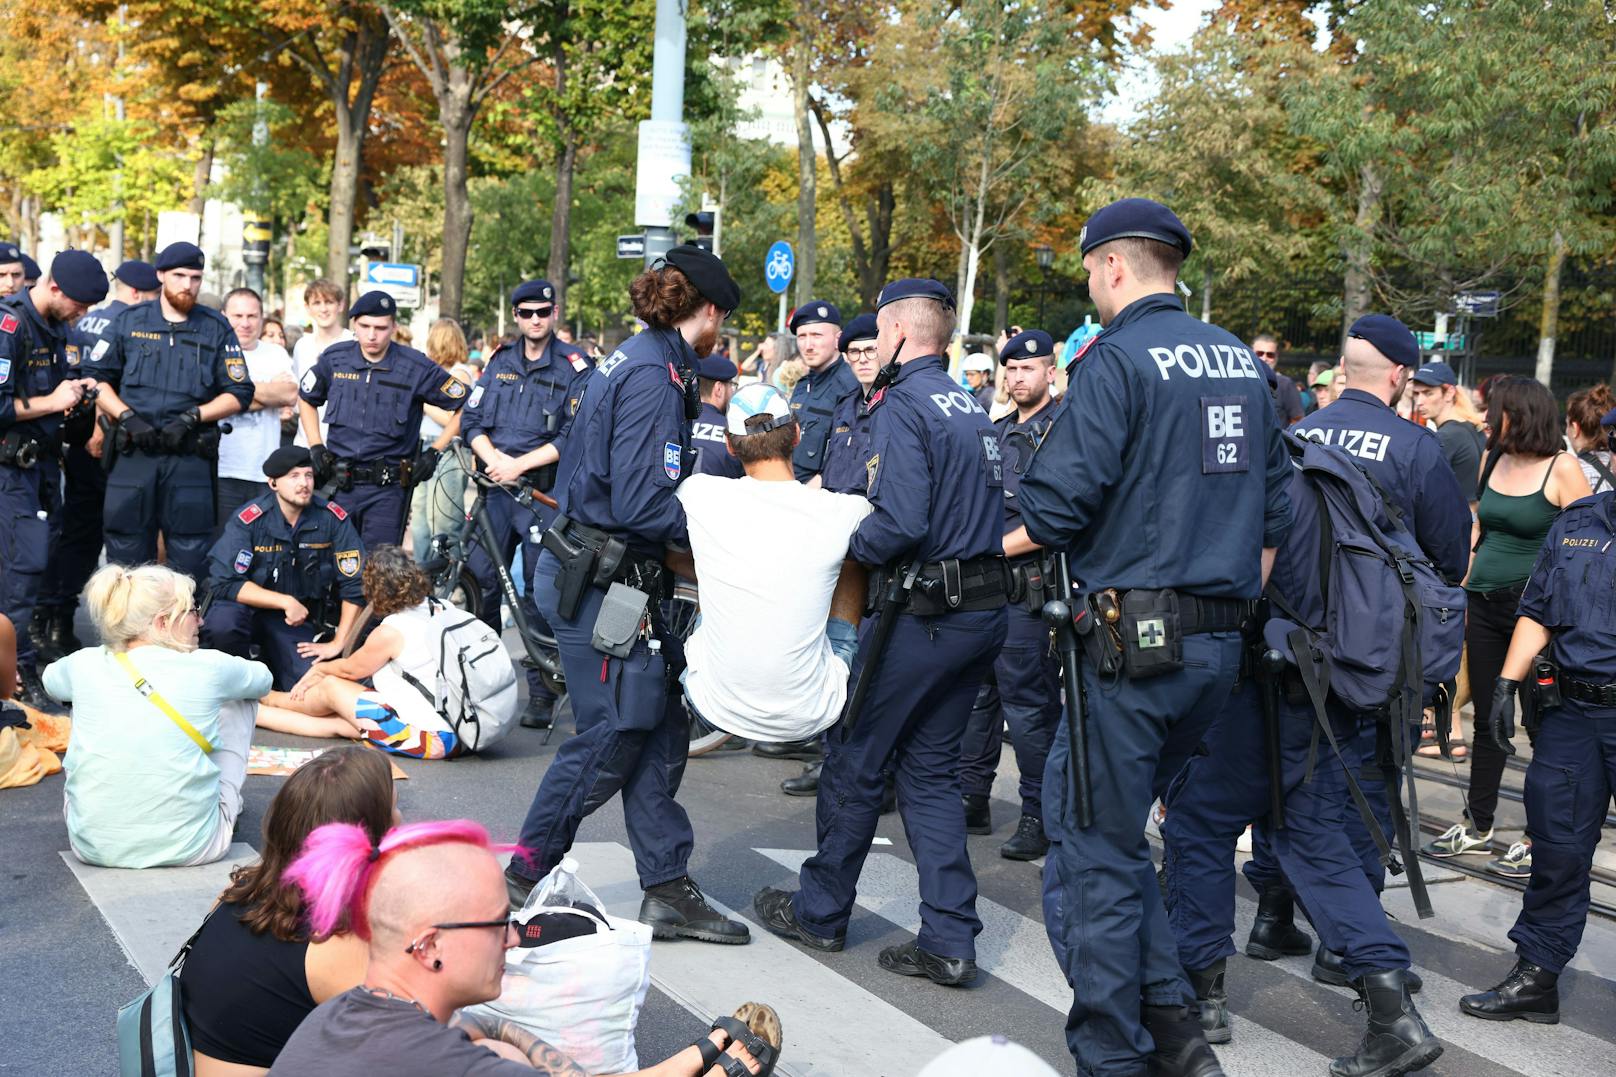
left=514, top=306, right=554, bottom=320
left=1253, top=349, right=1277, bottom=359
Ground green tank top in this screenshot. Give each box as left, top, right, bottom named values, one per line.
left=1466, top=455, right=1562, bottom=593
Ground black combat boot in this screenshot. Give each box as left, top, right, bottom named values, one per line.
left=1459, top=958, right=1559, bottom=1023
left=1000, top=814, right=1050, bottom=860
left=639, top=876, right=750, bottom=944
left=518, top=694, right=555, bottom=730
left=781, top=760, right=821, bottom=796
left=52, top=606, right=82, bottom=655
left=962, top=793, right=992, bottom=835
left=1313, top=948, right=1422, bottom=993
left=1329, top=970, right=1442, bottom=1077
left=1245, top=888, right=1313, bottom=960
left=1188, top=960, right=1231, bottom=1045
left=29, top=609, right=60, bottom=666
left=1143, top=1002, right=1226, bottom=1077
left=14, top=665, right=54, bottom=711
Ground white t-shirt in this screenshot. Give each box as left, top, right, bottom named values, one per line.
left=370, top=601, right=457, bottom=735
left=217, top=339, right=294, bottom=481
left=292, top=330, right=352, bottom=447
left=420, top=362, right=477, bottom=441
left=678, top=475, right=872, bottom=741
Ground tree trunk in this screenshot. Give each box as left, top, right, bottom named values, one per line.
left=1200, top=265, right=1213, bottom=323
left=862, top=184, right=894, bottom=309
left=317, top=19, right=392, bottom=295
left=1536, top=229, right=1566, bottom=389
left=548, top=132, right=578, bottom=317
left=1341, top=163, right=1381, bottom=347
left=993, top=243, right=1009, bottom=336
left=326, top=117, right=361, bottom=289
left=791, top=6, right=816, bottom=306
left=438, top=86, right=474, bottom=321
left=189, top=135, right=214, bottom=230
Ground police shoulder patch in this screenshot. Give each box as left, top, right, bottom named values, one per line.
left=570, top=354, right=588, bottom=373
left=867, top=388, right=887, bottom=410
left=1071, top=335, right=1097, bottom=364
left=237, top=502, right=264, bottom=524
left=467, top=384, right=484, bottom=409
left=336, top=549, right=361, bottom=577
left=300, top=368, right=318, bottom=392
left=865, top=452, right=880, bottom=494
left=668, top=362, right=681, bottom=387
left=0, top=314, right=16, bottom=335
left=233, top=549, right=253, bottom=574
left=327, top=500, right=348, bottom=521
left=0, top=358, right=9, bottom=385
left=442, top=376, right=467, bottom=399
left=226, top=358, right=247, bottom=382
left=663, top=441, right=682, bottom=481
left=90, top=340, right=110, bottom=363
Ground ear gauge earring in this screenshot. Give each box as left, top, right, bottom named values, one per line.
left=433, top=959, right=443, bottom=970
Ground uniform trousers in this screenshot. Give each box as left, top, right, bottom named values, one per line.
left=201, top=600, right=319, bottom=691
left=38, top=443, right=103, bottom=615
left=103, top=451, right=213, bottom=579
left=959, top=602, right=1060, bottom=819
left=337, top=481, right=407, bottom=550
left=0, top=460, right=59, bottom=668
left=467, top=487, right=555, bottom=704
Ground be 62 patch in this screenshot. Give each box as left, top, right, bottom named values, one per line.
left=1200, top=396, right=1249, bottom=474
left=663, top=441, right=682, bottom=481
left=233, top=549, right=253, bottom=574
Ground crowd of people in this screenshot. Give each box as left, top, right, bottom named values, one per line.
left=3, top=193, right=1616, bottom=1077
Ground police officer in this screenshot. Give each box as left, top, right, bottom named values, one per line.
left=959, top=329, right=1063, bottom=861
left=504, top=245, right=749, bottom=944
left=0, top=243, right=26, bottom=298
left=19, top=253, right=40, bottom=289
left=0, top=251, right=106, bottom=704
left=1017, top=199, right=1292, bottom=1076
left=1459, top=471, right=1616, bottom=1024
left=202, top=445, right=366, bottom=690
left=89, top=242, right=254, bottom=579
left=754, top=277, right=1010, bottom=987
left=298, top=290, right=466, bottom=548
left=787, top=299, right=857, bottom=482
left=688, top=351, right=743, bottom=479
left=461, top=278, right=591, bottom=728
left=33, top=260, right=159, bottom=662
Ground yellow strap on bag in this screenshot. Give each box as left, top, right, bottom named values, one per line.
left=112, top=651, right=215, bottom=754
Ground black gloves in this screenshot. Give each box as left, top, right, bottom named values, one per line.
left=1490, top=678, right=1519, bottom=755
left=117, top=409, right=157, bottom=451
left=160, top=407, right=201, bottom=452
left=413, top=446, right=441, bottom=485
left=310, top=444, right=337, bottom=486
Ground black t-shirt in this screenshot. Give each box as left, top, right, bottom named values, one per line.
left=180, top=903, right=315, bottom=1066
left=1435, top=419, right=1484, bottom=499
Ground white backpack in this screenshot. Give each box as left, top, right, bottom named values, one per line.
left=399, top=599, right=519, bottom=752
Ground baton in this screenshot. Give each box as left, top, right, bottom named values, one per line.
left=1260, top=648, right=1287, bottom=831
left=841, top=562, right=919, bottom=737
left=1044, top=551, right=1093, bottom=830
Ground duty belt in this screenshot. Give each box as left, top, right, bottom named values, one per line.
left=1562, top=676, right=1616, bottom=707
left=869, top=555, right=1009, bottom=616
left=343, top=458, right=410, bottom=487
left=1098, top=588, right=1256, bottom=635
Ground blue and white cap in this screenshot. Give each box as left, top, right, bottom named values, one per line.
left=725, top=382, right=795, bottom=436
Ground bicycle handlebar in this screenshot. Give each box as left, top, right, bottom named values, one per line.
left=467, top=467, right=559, bottom=509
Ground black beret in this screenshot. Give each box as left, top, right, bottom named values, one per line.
left=19, top=253, right=39, bottom=282
left=154, top=242, right=205, bottom=272
left=662, top=244, right=742, bottom=313
left=114, top=260, right=159, bottom=292
left=788, top=299, right=842, bottom=332
left=511, top=279, right=557, bottom=307
left=1348, top=314, right=1418, bottom=367
left=1000, top=329, right=1056, bottom=364
left=0, top=243, right=20, bottom=266
left=696, top=353, right=738, bottom=381
left=51, top=251, right=108, bottom=305
left=838, top=313, right=878, bottom=352
left=875, top=278, right=954, bottom=311
left=1079, top=198, right=1193, bottom=257
left=263, top=445, right=313, bottom=479
left=348, top=289, right=398, bottom=319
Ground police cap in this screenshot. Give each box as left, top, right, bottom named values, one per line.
left=875, top=278, right=954, bottom=311
left=19, top=253, right=39, bottom=282
left=1347, top=314, right=1418, bottom=367
left=1601, top=405, right=1616, bottom=429
left=696, top=352, right=738, bottom=381
left=114, top=260, right=160, bottom=292
left=154, top=242, right=205, bottom=272
left=1079, top=197, right=1193, bottom=257
left=51, top=250, right=109, bottom=305
left=1411, top=360, right=1457, bottom=387
left=788, top=299, right=842, bottom=332
left=1000, top=329, right=1056, bottom=365
left=511, top=279, right=556, bottom=307
left=263, top=445, right=314, bottom=479
left=348, top=290, right=397, bottom=320
left=838, top=313, right=878, bottom=352
left=662, top=244, right=742, bottom=313
left=0, top=242, right=21, bottom=267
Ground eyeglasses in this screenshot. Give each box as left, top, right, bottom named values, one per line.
left=847, top=346, right=878, bottom=360
left=405, top=916, right=516, bottom=953
left=514, top=306, right=554, bottom=320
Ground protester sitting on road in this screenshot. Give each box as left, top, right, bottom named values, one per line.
left=268, top=818, right=776, bottom=1076
left=1565, top=383, right=1616, bottom=494
left=255, top=545, right=500, bottom=759
left=181, top=746, right=395, bottom=1076
left=678, top=383, right=871, bottom=746
left=44, top=564, right=271, bottom=868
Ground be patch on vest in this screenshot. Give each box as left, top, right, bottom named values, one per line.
left=1200, top=396, right=1250, bottom=475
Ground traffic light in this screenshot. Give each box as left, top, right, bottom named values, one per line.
left=685, top=211, right=715, bottom=253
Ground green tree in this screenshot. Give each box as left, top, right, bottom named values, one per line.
left=27, top=117, right=192, bottom=250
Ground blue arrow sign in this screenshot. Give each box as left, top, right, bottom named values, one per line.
left=765, top=241, right=794, bottom=295
left=365, top=262, right=420, bottom=288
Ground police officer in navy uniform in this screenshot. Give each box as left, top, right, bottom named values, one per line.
left=461, top=278, right=591, bottom=728
left=0, top=243, right=26, bottom=298
left=0, top=251, right=106, bottom=705
left=33, top=260, right=159, bottom=663
left=787, top=299, right=858, bottom=482
left=754, top=277, right=1010, bottom=987
left=202, top=446, right=366, bottom=690
left=18, top=252, right=40, bottom=289
left=1459, top=468, right=1616, bottom=1025
left=688, top=352, right=743, bottom=479
left=89, top=242, right=254, bottom=579
left=960, top=329, right=1063, bottom=861
left=1017, top=200, right=1292, bottom=1077
left=504, top=245, right=750, bottom=945
left=298, top=290, right=466, bottom=549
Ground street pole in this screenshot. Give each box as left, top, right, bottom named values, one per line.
left=636, top=0, right=691, bottom=268
left=778, top=292, right=787, bottom=333
left=241, top=78, right=271, bottom=295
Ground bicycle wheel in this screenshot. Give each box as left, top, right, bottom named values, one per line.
left=433, top=565, right=482, bottom=619
left=686, top=698, right=733, bottom=757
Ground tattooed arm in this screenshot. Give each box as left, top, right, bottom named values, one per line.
left=451, top=1011, right=588, bottom=1076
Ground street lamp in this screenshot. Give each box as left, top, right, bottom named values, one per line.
left=1032, top=244, right=1054, bottom=325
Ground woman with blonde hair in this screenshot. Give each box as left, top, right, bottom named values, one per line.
left=43, top=564, right=272, bottom=868
left=410, top=318, right=478, bottom=560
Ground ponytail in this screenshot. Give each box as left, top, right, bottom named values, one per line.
left=84, top=563, right=196, bottom=652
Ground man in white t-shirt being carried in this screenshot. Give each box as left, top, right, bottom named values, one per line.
left=215, top=287, right=299, bottom=534
left=291, top=278, right=352, bottom=447
left=678, top=383, right=871, bottom=745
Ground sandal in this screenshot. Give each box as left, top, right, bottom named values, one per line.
left=695, top=1002, right=782, bottom=1077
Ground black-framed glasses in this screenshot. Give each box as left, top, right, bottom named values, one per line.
left=847, top=345, right=878, bottom=360
left=515, top=306, right=554, bottom=320
left=404, top=916, right=515, bottom=953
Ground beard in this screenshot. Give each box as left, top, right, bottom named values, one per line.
left=691, top=318, right=720, bottom=358
left=164, top=284, right=197, bottom=315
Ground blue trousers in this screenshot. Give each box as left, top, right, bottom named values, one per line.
left=0, top=462, right=58, bottom=668
left=960, top=604, right=1060, bottom=818
left=103, top=452, right=212, bottom=579
left=38, top=443, right=103, bottom=612
left=513, top=550, right=694, bottom=889
left=1163, top=681, right=1410, bottom=981
left=1510, top=697, right=1616, bottom=974
left=468, top=488, right=554, bottom=703
left=201, top=599, right=318, bottom=691
left=337, top=481, right=407, bottom=550
left=1042, top=631, right=1240, bottom=1076
left=795, top=607, right=1007, bottom=959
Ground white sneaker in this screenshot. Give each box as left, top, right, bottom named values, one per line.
left=1486, top=841, right=1532, bottom=878
left=1237, top=825, right=1253, bottom=855
left=1421, top=823, right=1493, bottom=858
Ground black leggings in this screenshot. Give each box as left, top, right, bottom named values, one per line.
left=1465, top=584, right=1525, bottom=833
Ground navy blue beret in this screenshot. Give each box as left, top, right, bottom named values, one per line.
left=114, top=260, right=159, bottom=292
left=1079, top=198, right=1193, bottom=257
left=348, top=290, right=398, bottom=319
left=875, top=278, right=954, bottom=311
left=696, top=353, right=738, bottom=381
left=1411, top=360, right=1457, bottom=387
left=511, top=279, right=556, bottom=307
left=788, top=299, right=841, bottom=332
left=662, top=244, right=742, bottom=313
left=0, top=243, right=20, bottom=266
left=839, top=313, right=878, bottom=352
left=154, top=242, right=205, bottom=272
left=51, top=250, right=108, bottom=305
left=19, top=253, right=39, bottom=281
left=1348, top=314, right=1418, bottom=367
left=1602, top=406, right=1616, bottom=429
left=1000, top=329, right=1056, bottom=365
left=263, top=445, right=313, bottom=479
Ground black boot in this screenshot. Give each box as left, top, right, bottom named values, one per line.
left=1000, top=814, right=1049, bottom=860
left=29, top=609, right=60, bottom=666
left=1188, top=960, right=1231, bottom=1045
left=1328, top=970, right=1442, bottom=1077
left=639, top=876, right=750, bottom=944
left=1313, top=948, right=1423, bottom=994
left=962, top=793, right=992, bottom=835
left=1245, top=888, right=1313, bottom=960
left=505, top=865, right=537, bottom=910
left=14, top=665, right=54, bottom=711
left=781, top=760, right=821, bottom=796
left=52, top=606, right=82, bottom=655
left=880, top=772, right=897, bottom=815
left=753, top=739, right=822, bottom=762
left=1459, top=958, right=1559, bottom=1023
left=1143, top=1003, right=1226, bottom=1077
left=519, top=694, right=555, bottom=730
left=878, top=940, right=977, bottom=986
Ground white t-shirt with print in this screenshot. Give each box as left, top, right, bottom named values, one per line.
left=291, top=330, right=352, bottom=447
left=217, top=339, right=295, bottom=481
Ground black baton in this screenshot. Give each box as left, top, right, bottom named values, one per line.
left=841, top=562, right=919, bottom=737
left=1260, top=648, right=1287, bottom=831
left=1044, top=550, right=1093, bottom=830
